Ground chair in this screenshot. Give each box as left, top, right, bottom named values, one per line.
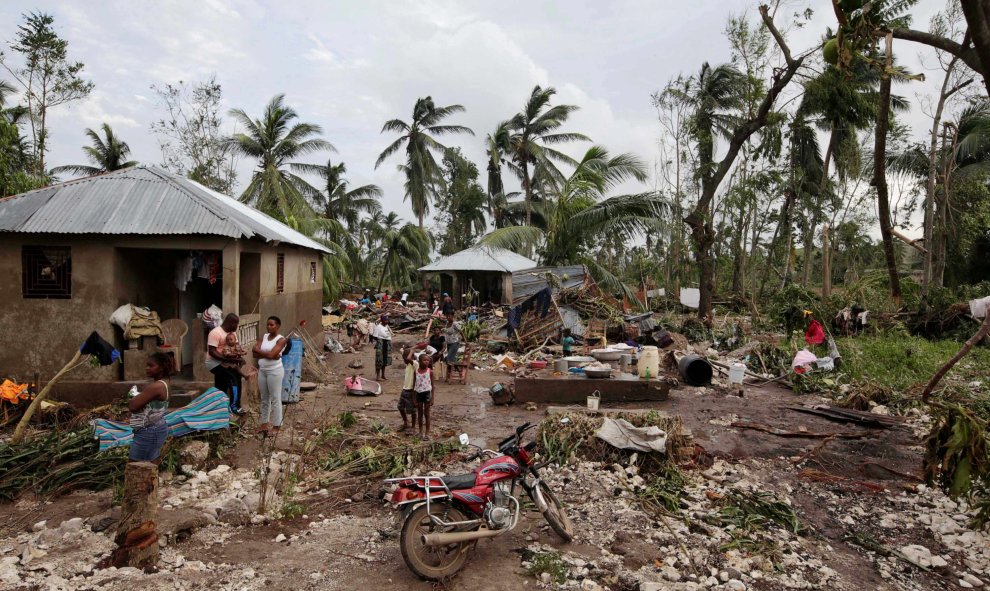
left=449, top=343, right=472, bottom=385
left=160, top=318, right=189, bottom=369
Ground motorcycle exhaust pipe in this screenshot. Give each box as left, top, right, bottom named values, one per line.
left=422, top=527, right=504, bottom=546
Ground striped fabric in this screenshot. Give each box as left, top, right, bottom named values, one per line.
left=94, top=388, right=231, bottom=451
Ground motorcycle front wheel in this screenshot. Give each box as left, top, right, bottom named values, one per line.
left=399, top=503, right=473, bottom=581
left=531, top=480, right=574, bottom=542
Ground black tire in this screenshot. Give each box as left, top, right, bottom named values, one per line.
left=532, top=480, right=574, bottom=542
left=399, top=503, right=472, bottom=581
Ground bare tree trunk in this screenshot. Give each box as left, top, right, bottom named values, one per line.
left=958, top=0, right=990, bottom=97
left=922, top=312, right=990, bottom=402
left=822, top=224, right=832, bottom=298
left=874, top=34, right=902, bottom=305
left=108, top=462, right=160, bottom=568
left=924, top=58, right=964, bottom=296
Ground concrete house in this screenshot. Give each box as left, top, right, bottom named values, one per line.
left=0, top=165, right=329, bottom=401
left=419, top=245, right=537, bottom=308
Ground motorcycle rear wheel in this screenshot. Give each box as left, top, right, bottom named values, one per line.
left=400, top=503, right=473, bottom=581
left=533, top=481, right=574, bottom=542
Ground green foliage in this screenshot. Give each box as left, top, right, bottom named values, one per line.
left=228, top=94, right=333, bottom=224
left=924, top=404, right=989, bottom=498
left=636, top=463, right=688, bottom=512
left=279, top=500, right=305, bottom=519
left=51, top=123, right=138, bottom=178
left=838, top=335, right=990, bottom=394
left=460, top=319, right=482, bottom=343
left=0, top=11, right=94, bottom=173
left=375, top=96, right=473, bottom=227
left=524, top=550, right=568, bottom=585
left=338, top=411, right=357, bottom=429
left=434, top=148, right=487, bottom=254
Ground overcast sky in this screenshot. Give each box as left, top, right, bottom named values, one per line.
left=1, top=0, right=950, bottom=235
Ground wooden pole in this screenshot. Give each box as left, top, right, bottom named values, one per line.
left=109, top=461, right=160, bottom=568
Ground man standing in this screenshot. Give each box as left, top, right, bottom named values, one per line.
left=443, top=314, right=462, bottom=383
left=206, top=313, right=245, bottom=414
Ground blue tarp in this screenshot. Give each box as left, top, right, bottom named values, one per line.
left=93, top=388, right=231, bottom=451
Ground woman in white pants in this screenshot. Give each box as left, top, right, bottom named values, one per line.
left=253, top=316, right=287, bottom=437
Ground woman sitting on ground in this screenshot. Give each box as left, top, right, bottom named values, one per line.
left=253, top=316, right=288, bottom=438
left=128, top=352, right=174, bottom=462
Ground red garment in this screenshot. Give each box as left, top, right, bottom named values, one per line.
left=804, top=319, right=825, bottom=345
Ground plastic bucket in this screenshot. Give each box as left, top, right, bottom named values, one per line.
left=728, top=362, right=746, bottom=384
left=678, top=354, right=713, bottom=386
left=587, top=391, right=601, bottom=411
left=553, top=358, right=568, bottom=373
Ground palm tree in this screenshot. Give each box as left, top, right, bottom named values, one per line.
left=296, top=160, right=382, bottom=232
left=482, top=146, right=664, bottom=298
left=375, top=220, right=432, bottom=291
left=50, top=123, right=138, bottom=178
left=504, top=86, right=589, bottom=228
left=375, top=97, right=473, bottom=228
left=227, top=94, right=334, bottom=224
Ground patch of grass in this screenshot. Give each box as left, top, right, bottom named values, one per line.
left=338, top=411, right=358, bottom=429
left=524, top=550, right=568, bottom=585
left=279, top=500, right=305, bottom=519
left=837, top=335, right=990, bottom=394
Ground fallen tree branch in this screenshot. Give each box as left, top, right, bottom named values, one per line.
left=921, top=311, right=990, bottom=402
left=730, top=421, right=877, bottom=439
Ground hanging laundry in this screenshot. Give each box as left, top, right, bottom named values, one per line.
left=175, top=256, right=194, bottom=291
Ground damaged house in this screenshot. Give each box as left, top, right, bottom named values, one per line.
left=0, top=165, right=329, bottom=403
left=419, top=244, right=537, bottom=308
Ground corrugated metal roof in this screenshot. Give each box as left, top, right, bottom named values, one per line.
left=419, top=244, right=537, bottom=273
left=512, top=265, right=587, bottom=302
left=0, top=165, right=329, bottom=253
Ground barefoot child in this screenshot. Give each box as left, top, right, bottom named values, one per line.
left=413, top=353, right=433, bottom=438
left=398, top=345, right=418, bottom=433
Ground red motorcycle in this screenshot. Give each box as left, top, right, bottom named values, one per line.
left=386, top=422, right=573, bottom=580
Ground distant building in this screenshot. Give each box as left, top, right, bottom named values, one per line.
left=0, top=165, right=328, bottom=402
left=419, top=244, right=537, bottom=308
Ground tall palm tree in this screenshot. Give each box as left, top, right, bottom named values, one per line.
left=375, top=220, right=432, bottom=291
left=227, top=94, right=334, bottom=224
left=295, top=160, right=382, bottom=232
left=504, top=86, right=589, bottom=228
left=375, top=97, right=473, bottom=228
left=482, top=146, right=664, bottom=297
left=50, top=123, right=138, bottom=178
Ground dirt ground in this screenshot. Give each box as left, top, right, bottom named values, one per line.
left=2, top=340, right=986, bottom=591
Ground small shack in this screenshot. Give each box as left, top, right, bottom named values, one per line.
left=0, top=165, right=329, bottom=404
left=419, top=245, right=537, bottom=308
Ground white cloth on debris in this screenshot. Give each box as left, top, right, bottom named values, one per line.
left=970, top=296, right=990, bottom=319
left=792, top=348, right=817, bottom=369
left=109, top=304, right=134, bottom=331
left=595, top=417, right=667, bottom=454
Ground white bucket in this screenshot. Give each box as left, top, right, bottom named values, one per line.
left=587, top=391, right=601, bottom=411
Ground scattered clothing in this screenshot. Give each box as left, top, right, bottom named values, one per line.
left=804, top=319, right=825, bottom=345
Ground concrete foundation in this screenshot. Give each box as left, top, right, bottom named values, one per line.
left=512, top=373, right=669, bottom=404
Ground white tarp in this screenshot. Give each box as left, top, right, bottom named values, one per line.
left=970, top=296, right=990, bottom=319
left=679, top=288, right=700, bottom=309
left=595, top=417, right=667, bottom=454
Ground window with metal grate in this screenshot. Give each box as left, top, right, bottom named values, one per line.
left=310, top=261, right=317, bottom=283
left=276, top=253, right=285, bottom=294
left=22, top=245, right=72, bottom=299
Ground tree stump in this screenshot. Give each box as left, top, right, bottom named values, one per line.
left=110, top=461, right=159, bottom=568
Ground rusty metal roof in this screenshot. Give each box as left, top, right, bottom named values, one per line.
left=0, top=165, right=329, bottom=253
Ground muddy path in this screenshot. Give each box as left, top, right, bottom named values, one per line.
left=1, top=343, right=985, bottom=591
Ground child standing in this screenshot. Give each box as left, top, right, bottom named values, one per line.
left=413, top=353, right=433, bottom=439
left=398, top=345, right=418, bottom=433
left=561, top=328, right=575, bottom=356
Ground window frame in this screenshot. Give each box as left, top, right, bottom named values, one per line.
left=22, top=245, right=72, bottom=300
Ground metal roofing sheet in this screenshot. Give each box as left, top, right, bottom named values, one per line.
left=0, top=165, right=329, bottom=253
left=419, top=244, right=537, bottom=273
left=512, top=265, right=587, bottom=301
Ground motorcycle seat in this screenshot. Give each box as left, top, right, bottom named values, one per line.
left=438, top=473, right=477, bottom=490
